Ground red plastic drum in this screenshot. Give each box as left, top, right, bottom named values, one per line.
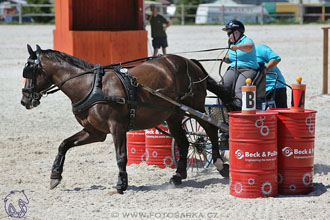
left=270, top=108, right=317, bottom=194
left=145, top=126, right=175, bottom=169
left=228, top=111, right=278, bottom=198
left=126, top=130, right=146, bottom=165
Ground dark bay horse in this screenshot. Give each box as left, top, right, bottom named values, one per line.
left=21, top=45, right=233, bottom=194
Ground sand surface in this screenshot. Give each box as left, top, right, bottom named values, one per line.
left=0, top=24, right=330, bottom=220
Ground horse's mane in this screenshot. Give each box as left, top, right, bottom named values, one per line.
left=41, top=49, right=94, bottom=70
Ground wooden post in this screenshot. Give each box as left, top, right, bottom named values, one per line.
left=221, top=5, right=225, bottom=24
left=260, top=4, right=264, bottom=25
left=322, top=27, right=330, bottom=94
left=18, top=4, right=22, bottom=24
left=298, top=3, right=303, bottom=24
left=181, top=4, right=184, bottom=25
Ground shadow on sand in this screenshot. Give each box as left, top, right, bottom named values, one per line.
left=128, top=176, right=229, bottom=192
left=314, top=163, right=330, bottom=175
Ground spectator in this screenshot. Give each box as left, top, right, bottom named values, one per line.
left=222, top=20, right=259, bottom=107
left=255, top=44, right=287, bottom=108
left=147, top=4, right=171, bottom=56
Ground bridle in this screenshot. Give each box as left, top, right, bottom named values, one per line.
left=22, top=55, right=49, bottom=106
left=22, top=53, right=93, bottom=102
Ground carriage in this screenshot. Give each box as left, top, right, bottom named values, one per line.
left=170, top=58, right=283, bottom=173
left=21, top=44, right=282, bottom=194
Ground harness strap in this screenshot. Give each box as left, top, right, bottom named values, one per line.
left=113, top=66, right=138, bottom=130
left=71, top=65, right=125, bottom=114
left=155, top=126, right=172, bottom=137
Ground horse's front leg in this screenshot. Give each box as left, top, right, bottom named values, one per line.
left=111, top=125, right=128, bottom=194
left=50, top=129, right=106, bottom=189
left=167, top=116, right=188, bottom=185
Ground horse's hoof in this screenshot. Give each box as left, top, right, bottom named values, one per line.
left=218, top=164, right=229, bottom=178
left=170, top=174, right=182, bottom=185
left=116, top=189, right=124, bottom=195
left=116, top=171, right=128, bottom=193
left=50, top=178, right=62, bottom=189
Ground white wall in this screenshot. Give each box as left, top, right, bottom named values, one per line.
left=288, top=0, right=324, bottom=4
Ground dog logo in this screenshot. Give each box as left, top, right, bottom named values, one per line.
left=4, top=190, right=29, bottom=218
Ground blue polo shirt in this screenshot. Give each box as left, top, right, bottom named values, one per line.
left=228, top=35, right=259, bottom=70
left=255, top=44, right=286, bottom=91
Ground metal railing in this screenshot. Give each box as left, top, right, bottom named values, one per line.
left=0, top=3, right=54, bottom=24
left=1, top=3, right=330, bottom=25
left=157, top=4, right=330, bottom=25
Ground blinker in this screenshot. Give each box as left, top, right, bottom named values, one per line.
left=22, top=88, right=33, bottom=93
left=23, top=66, right=34, bottom=79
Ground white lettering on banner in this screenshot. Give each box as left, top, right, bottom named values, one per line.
left=145, top=130, right=154, bottom=135
left=244, top=150, right=277, bottom=158
left=235, top=149, right=277, bottom=162
left=282, top=146, right=314, bottom=158
left=268, top=151, right=277, bottom=157
left=294, top=155, right=314, bottom=159
left=245, top=152, right=260, bottom=157
left=146, top=136, right=171, bottom=139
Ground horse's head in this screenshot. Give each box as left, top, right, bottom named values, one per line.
left=21, top=44, right=52, bottom=109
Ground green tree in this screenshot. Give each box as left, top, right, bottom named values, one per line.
left=175, top=0, right=209, bottom=23
left=23, top=0, right=53, bottom=23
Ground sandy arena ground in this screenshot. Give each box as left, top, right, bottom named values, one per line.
left=0, top=24, right=330, bottom=220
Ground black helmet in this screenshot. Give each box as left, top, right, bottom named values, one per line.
left=222, top=20, right=245, bottom=34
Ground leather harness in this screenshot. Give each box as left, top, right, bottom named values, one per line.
left=71, top=64, right=138, bottom=130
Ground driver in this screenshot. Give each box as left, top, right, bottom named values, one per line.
left=221, top=20, right=259, bottom=108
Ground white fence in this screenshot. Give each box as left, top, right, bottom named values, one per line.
left=1, top=3, right=330, bottom=25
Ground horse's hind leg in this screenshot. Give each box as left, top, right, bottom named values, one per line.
left=166, top=115, right=188, bottom=185
left=50, top=129, right=106, bottom=189
left=195, top=119, right=229, bottom=178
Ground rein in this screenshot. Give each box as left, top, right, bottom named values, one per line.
left=39, top=56, right=156, bottom=96
left=37, top=47, right=229, bottom=97
left=172, top=47, right=229, bottom=55
left=41, top=69, right=95, bottom=95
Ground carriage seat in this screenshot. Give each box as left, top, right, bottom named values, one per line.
left=252, top=62, right=266, bottom=101
left=253, top=64, right=278, bottom=110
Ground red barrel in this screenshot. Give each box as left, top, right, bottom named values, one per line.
left=126, top=130, right=146, bottom=165
left=228, top=111, right=278, bottom=198
left=270, top=108, right=317, bottom=194
left=145, top=126, right=175, bottom=169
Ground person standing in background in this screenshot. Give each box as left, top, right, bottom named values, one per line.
left=255, top=44, right=288, bottom=108
left=147, top=4, right=171, bottom=56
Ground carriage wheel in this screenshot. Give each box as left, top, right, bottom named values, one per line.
left=171, top=117, right=226, bottom=172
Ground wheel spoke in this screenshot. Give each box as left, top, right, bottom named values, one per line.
left=172, top=116, right=228, bottom=173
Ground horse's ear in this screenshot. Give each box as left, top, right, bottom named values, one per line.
left=27, top=44, right=34, bottom=56
left=36, top=44, right=41, bottom=54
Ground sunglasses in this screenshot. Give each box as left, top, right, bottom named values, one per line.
left=227, top=31, right=234, bottom=36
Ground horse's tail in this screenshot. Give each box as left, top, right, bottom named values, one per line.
left=190, top=59, right=233, bottom=105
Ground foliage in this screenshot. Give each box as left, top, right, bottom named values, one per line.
left=22, top=0, right=53, bottom=23
left=174, top=0, right=209, bottom=23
